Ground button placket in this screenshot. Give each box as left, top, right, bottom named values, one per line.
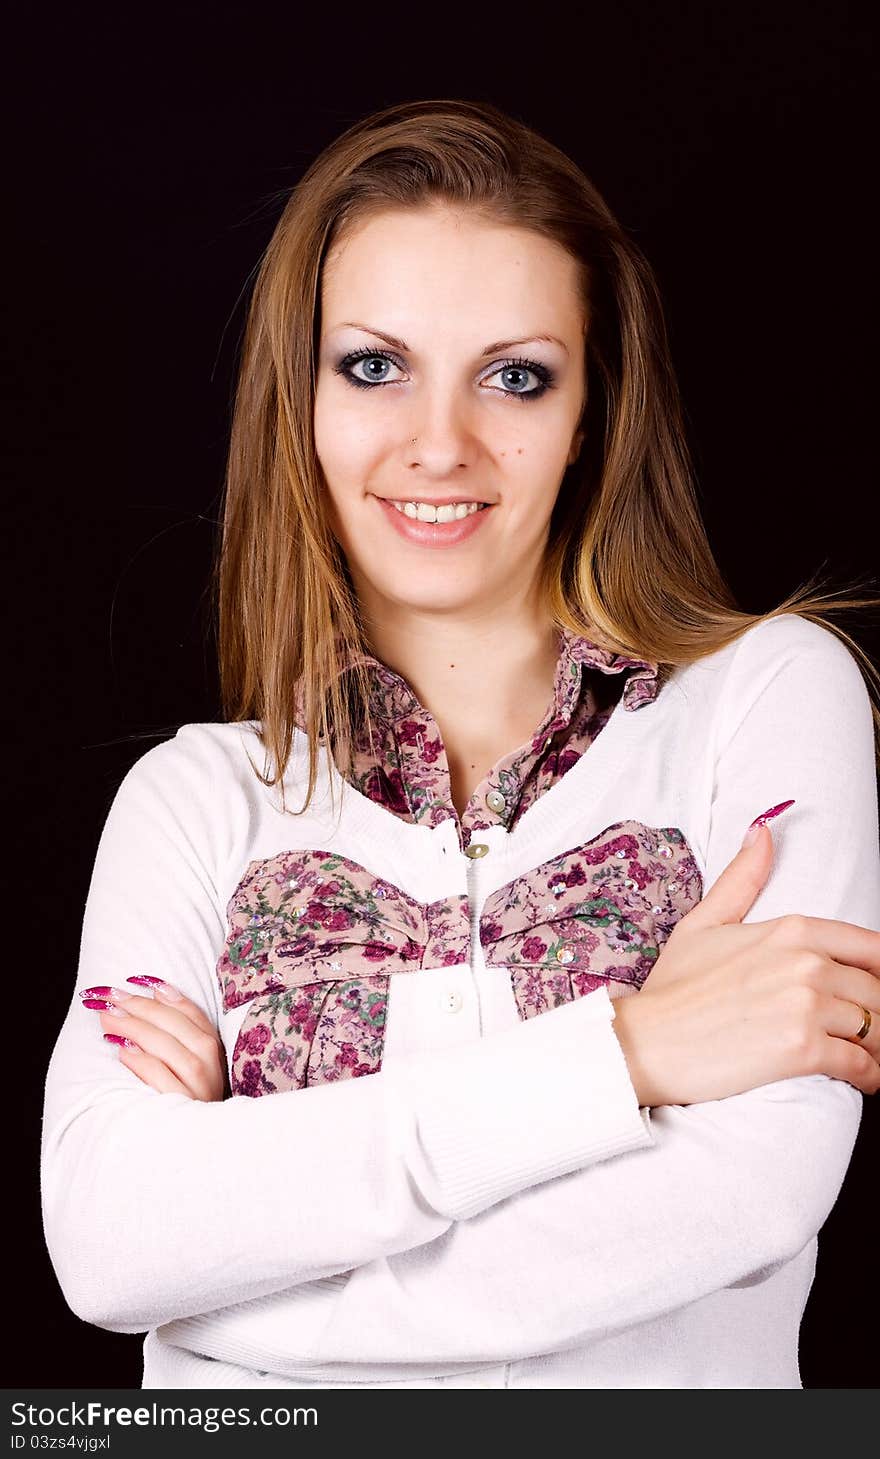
left=463, top=838, right=491, bottom=1031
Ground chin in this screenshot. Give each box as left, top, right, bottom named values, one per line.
left=363, top=565, right=481, bottom=612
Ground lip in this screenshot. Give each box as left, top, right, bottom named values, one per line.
left=373, top=495, right=495, bottom=548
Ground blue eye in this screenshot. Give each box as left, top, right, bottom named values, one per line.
left=333, top=348, right=555, bottom=402
left=482, top=359, right=553, bottom=400
left=337, top=350, right=404, bottom=388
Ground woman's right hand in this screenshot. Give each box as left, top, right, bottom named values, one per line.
left=611, top=817, right=880, bottom=1107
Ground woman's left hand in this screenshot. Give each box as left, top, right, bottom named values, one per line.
left=81, top=979, right=228, bottom=1101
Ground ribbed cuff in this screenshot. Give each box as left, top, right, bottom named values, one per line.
left=388, top=986, right=655, bottom=1220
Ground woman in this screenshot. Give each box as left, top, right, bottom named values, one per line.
left=41, top=98, right=880, bottom=1389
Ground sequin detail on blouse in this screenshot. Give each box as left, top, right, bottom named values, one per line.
left=218, top=817, right=702, bottom=1097
left=480, top=821, right=702, bottom=1015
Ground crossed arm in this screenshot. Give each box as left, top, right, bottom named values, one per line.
left=41, top=617, right=879, bottom=1372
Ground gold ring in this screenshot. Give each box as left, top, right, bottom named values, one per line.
left=854, top=1005, right=872, bottom=1041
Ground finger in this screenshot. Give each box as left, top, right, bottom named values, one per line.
left=98, top=1007, right=212, bottom=1093
left=95, top=991, right=216, bottom=1062
left=125, top=977, right=217, bottom=1037
left=681, top=820, right=775, bottom=931
left=816, top=991, right=878, bottom=1054
left=110, top=1041, right=195, bottom=1097
left=816, top=1033, right=880, bottom=1094
left=777, top=919, right=880, bottom=979
left=821, top=961, right=880, bottom=1026
left=686, top=887, right=880, bottom=981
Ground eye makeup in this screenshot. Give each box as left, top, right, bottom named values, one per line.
left=332, top=346, right=557, bottom=403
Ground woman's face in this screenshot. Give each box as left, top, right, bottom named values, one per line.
left=313, top=203, right=587, bottom=623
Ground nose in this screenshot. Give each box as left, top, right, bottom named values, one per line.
left=404, top=408, right=476, bottom=477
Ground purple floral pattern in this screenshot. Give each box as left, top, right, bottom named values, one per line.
left=218, top=850, right=469, bottom=1097
left=218, top=820, right=701, bottom=1099
left=480, top=822, right=703, bottom=1017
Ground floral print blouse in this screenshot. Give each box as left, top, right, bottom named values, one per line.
left=218, top=628, right=680, bottom=1099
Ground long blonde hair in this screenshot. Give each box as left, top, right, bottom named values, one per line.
left=211, top=97, right=880, bottom=813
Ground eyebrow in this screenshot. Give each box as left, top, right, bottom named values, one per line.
left=335, top=322, right=569, bottom=357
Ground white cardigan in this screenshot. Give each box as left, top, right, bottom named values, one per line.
left=40, top=613, right=880, bottom=1388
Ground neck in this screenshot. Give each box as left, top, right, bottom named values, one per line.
left=360, top=596, right=562, bottom=749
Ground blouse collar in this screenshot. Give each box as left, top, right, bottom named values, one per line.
left=333, top=625, right=661, bottom=731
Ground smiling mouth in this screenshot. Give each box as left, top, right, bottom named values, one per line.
left=378, top=499, right=490, bottom=523
left=373, top=494, right=495, bottom=547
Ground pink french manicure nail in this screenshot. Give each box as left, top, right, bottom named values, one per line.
left=104, top=1033, right=140, bottom=1049
left=81, top=997, right=127, bottom=1014
left=742, top=799, right=796, bottom=848
left=748, top=799, right=796, bottom=830
left=127, top=975, right=181, bottom=1000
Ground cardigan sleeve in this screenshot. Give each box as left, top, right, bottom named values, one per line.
left=159, top=614, right=876, bottom=1372
left=40, top=725, right=653, bottom=1334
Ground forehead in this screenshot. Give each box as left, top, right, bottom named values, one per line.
left=320, top=206, right=585, bottom=336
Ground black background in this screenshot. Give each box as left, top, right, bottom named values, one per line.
left=4, top=1, right=877, bottom=1388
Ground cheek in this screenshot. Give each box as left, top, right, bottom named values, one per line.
left=502, top=455, right=564, bottom=532
left=314, top=391, right=383, bottom=493
left=313, top=390, right=347, bottom=478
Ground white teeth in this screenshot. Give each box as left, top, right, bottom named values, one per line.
left=390, top=500, right=485, bottom=523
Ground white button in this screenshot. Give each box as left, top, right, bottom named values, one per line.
left=440, top=990, right=463, bottom=1014
left=486, top=789, right=506, bottom=813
